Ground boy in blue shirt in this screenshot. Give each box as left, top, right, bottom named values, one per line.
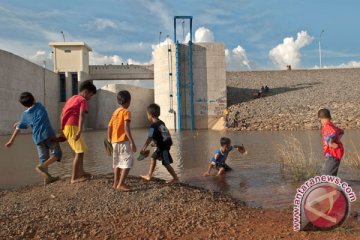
left=203, top=137, right=244, bottom=176
left=5, top=92, right=62, bottom=185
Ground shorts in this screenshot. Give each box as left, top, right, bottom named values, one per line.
left=151, top=148, right=173, bottom=166
left=211, top=161, right=232, bottom=171
left=36, top=137, right=62, bottom=164
left=112, top=141, right=134, bottom=169
left=322, top=155, right=341, bottom=176
left=63, top=125, right=88, bottom=153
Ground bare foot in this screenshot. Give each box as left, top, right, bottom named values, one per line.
left=140, top=175, right=152, bottom=181
left=203, top=172, right=210, bottom=177
left=166, top=178, right=179, bottom=184
left=116, top=185, right=130, bottom=192
left=70, top=176, right=88, bottom=184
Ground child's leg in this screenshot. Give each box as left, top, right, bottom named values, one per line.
left=71, top=153, right=87, bottom=183
left=164, top=164, right=179, bottom=183
left=217, top=167, right=225, bottom=176
left=140, top=158, right=157, bottom=181
left=117, top=168, right=130, bottom=191
left=42, top=141, right=62, bottom=168
left=113, top=167, right=120, bottom=188
left=322, top=156, right=340, bottom=176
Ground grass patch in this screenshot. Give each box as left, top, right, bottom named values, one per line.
left=342, top=141, right=360, bottom=179
left=278, top=134, right=322, bottom=181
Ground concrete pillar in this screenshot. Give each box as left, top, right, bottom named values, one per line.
left=153, top=42, right=227, bottom=130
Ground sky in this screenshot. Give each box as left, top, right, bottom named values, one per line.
left=1, top=0, right=360, bottom=71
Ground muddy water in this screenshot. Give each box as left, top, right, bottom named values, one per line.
left=1, top=129, right=359, bottom=209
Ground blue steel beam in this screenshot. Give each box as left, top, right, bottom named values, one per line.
left=174, top=16, right=194, bottom=130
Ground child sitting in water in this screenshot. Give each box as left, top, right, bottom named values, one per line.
left=203, top=137, right=245, bottom=176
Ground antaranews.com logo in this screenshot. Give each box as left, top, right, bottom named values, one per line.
left=293, top=175, right=357, bottom=231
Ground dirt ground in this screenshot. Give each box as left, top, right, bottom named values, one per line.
left=1, top=175, right=359, bottom=239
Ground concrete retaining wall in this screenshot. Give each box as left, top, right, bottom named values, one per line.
left=87, top=84, right=154, bottom=129
left=0, top=50, right=60, bottom=135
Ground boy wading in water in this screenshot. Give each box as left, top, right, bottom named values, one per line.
left=107, top=90, right=136, bottom=192
left=140, top=103, right=179, bottom=184
left=5, top=92, right=62, bottom=185
left=318, top=108, right=344, bottom=176
left=60, top=80, right=96, bottom=184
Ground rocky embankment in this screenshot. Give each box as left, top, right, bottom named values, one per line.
left=1, top=175, right=359, bottom=239
left=226, top=69, right=360, bottom=131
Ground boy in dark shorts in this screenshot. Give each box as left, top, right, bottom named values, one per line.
left=140, top=103, right=179, bottom=184
left=203, top=137, right=243, bottom=176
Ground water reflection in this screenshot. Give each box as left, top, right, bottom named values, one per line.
left=1, top=129, right=359, bottom=209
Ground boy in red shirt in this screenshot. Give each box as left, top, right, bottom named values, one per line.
left=318, top=108, right=344, bottom=176
left=61, top=80, right=97, bottom=184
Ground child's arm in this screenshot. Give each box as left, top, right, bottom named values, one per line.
left=141, top=137, right=152, bottom=153
left=124, top=120, right=137, bottom=152
left=203, top=164, right=214, bottom=176
left=74, top=109, right=85, bottom=141
left=107, top=125, right=112, bottom=143
left=329, top=138, right=338, bottom=148
left=233, top=144, right=246, bottom=154
left=203, top=153, right=219, bottom=176
left=5, top=128, right=20, bottom=148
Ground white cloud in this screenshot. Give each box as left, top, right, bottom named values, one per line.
left=225, top=45, right=251, bottom=70
left=138, top=0, right=172, bottom=32
left=89, top=51, right=151, bottom=65
left=89, top=52, right=125, bottom=65
left=28, top=50, right=52, bottom=66
left=184, top=27, right=215, bottom=43
left=82, top=18, right=134, bottom=32
left=269, top=31, right=313, bottom=69
left=315, top=61, right=360, bottom=69
left=91, top=18, right=118, bottom=31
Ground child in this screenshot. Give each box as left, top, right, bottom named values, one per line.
left=318, top=108, right=344, bottom=176
left=107, top=90, right=137, bottom=192
left=140, top=103, right=179, bottom=184
left=61, top=80, right=96, bottom=184
left=203, top=137, right=243, bottom=176
left=233, top=111, right=240, bottom=128
left=4, top=92, right=61, bottom=185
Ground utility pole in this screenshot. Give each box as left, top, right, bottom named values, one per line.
left=319, top=30, right=324, bottom=68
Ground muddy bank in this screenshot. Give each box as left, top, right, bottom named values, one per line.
left=1, top=175, right=359, bottom=239
left=226, top=70, right=360, bottom=131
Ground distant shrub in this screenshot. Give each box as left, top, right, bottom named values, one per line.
left=278, top=135, right=322, bottom=181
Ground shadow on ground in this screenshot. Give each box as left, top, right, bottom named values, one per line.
left=227, top=82, right=323, bottom=105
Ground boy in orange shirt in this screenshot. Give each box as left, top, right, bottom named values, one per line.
left=107, top=90, right=137, bottom=191
left=61, top=80, right=97, bottom=184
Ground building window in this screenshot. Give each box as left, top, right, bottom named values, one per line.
left=64, top=50, right=71, bottom=53
left=59, top=73, right=66, bottom=102
left=71, top=73, right=78, bottom=96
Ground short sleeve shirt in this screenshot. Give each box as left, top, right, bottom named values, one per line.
left=148, top=120, right=172, bottom=150
left=17, top=102, right=55, bottom=145
left=211, top=146, right=234, bottom=165
left=321, top=121, right=344, bottom=159
left=108, top=108, right=131, bottom=143
left=61, top=95, right=88, bottom=129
